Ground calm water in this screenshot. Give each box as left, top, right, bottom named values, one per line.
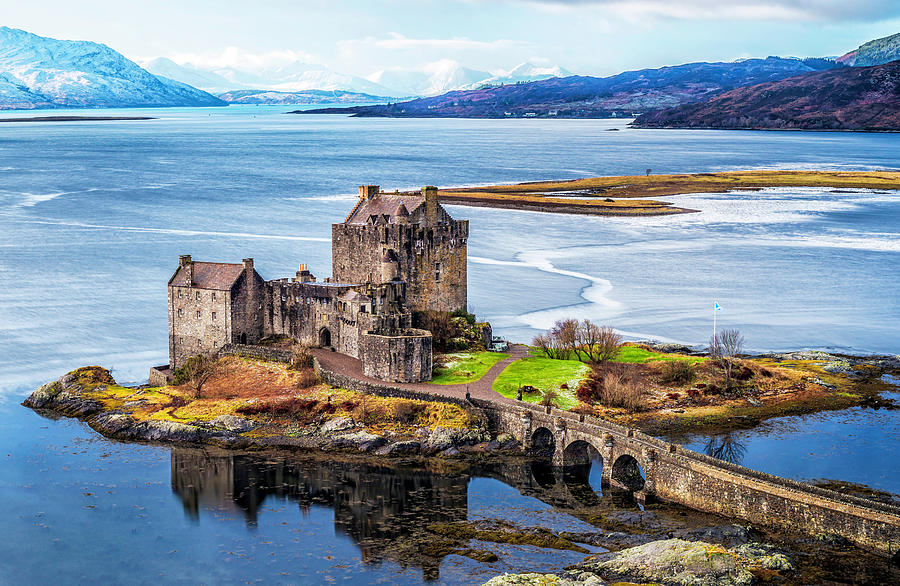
left=1, top=106, right=899, bottom=582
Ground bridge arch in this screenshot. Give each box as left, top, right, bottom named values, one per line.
left=529, top=426, right=555, bottom=458
left=611, top=454, right=646, bottom=492
left=562, top=440, right=604, bottom=504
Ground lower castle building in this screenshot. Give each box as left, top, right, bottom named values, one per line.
left=166, top=185, right=468, bottom=383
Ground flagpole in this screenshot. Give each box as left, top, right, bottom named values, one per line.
left=713, top=301, right=717, bottom=341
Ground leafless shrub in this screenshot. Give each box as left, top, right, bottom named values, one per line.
left=582, top=323, right=622, bottom=363
left=661, top=360, right=696, bottom=385
left=172, top=354, right=222, bottom=399
left=599, top=372, right=645, bottom=412
left=290, top=344, right=314, bottom=370
left=710, top=329, right=745, bottom=390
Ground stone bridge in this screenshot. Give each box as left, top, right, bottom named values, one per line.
left=283, top=348, right=900, bottom=557
left=471, top=398, right=900, bottom=557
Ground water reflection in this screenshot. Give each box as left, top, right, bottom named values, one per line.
left=703, top=432, right=748, bottom=465
left=168, top=448, right=646, bottom=580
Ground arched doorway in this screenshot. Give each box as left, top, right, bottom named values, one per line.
left=319, top=327, right=331, bottom=348
left=611, top=454, right=646, bottom=492
left=529, top=427, right=555, bottom=459
left=563, top=440, right=603, bottom=503
left=240, top=333, right=247, bottom=344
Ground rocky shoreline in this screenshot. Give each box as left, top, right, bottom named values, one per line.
left=23, top=369, right=522, bottom=458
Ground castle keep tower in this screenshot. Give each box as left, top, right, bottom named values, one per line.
left=331, top=185, right=468, bottom=313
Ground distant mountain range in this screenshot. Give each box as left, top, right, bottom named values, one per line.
left=0, top=27, right=223, bottom=110
left=632, top=61, right=900, bottom=131
left=217, top=89, right=390, bottom=105
left=143, top=56, right=572, bottom=99
left=301, top=57, right=842, bottom=118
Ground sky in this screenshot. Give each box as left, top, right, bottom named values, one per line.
left=5, top=1, right=900, bottom=76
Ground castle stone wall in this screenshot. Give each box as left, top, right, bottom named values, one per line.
left=360, top=329, right=433, bottom=383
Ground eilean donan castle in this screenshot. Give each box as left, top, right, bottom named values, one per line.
left=166, top=185, right=468, bottom=383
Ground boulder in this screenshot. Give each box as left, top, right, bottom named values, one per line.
left=730, top=542, right=794, bottom=571
left=823, top=360, right=852, bottom=374
left=132, top=420, right=201, bottom=443
left=482, top=572, right=606, bottom=586
left=331, top=431, right=386, bottom=452
left=578, top=538, right=755, bottom=586
left=23, top=381, right=61, bottom=409
left=320, top=416, right=357, bottom=434
left=208, top=415, right=255, bottom=433
left=671, top=525, right=754, bottom=548
left=375, top=440, right=421, bottom=456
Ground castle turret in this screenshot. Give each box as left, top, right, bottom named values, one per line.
left=423, top=186, right=439, bottom=224
left=381, top=249, right=399, bottom=282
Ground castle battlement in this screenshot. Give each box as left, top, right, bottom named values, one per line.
left=166, top=184, right=467, bottom=383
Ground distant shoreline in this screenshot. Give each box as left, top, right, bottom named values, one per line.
left=430, top=170, right=900, bottom=217
left=0, top=115, right=156, bottom=123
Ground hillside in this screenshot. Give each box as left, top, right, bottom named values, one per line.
left=300, top=57, right=840, bottom=118
left=0, top=27, right=224, bottom=109
left=632, top=61, right=900, bottom=131
left=838, top=32, right=900, bottom=67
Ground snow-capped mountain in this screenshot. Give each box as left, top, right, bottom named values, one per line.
left=0, top=27, right=225, bottom=109
left=369, top=60, right=492, bottom=96
left=143, top=58, right=397, bottom=96
left=143, top=55, right=572, bottom=98
left=458, top=61, right=573, bottom=90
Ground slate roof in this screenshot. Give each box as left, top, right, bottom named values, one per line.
left=169, top=262, right=245, bottom=290
left=344, top=193, right=424, bottom=225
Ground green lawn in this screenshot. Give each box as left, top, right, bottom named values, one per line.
left=430, top=351, right=509, bottom=385
left=614, top=345, right=706, bottom=364
left=492, top=357, right=590, bottom=410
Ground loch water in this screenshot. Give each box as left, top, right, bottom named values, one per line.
left=1, top=106, right=899, bottom=582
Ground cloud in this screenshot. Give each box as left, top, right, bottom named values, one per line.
left=517, top=0, right=900, bottom=22
left=165, top=47, right=319, bottom=70
left=371, top=32, right=528, bottom=51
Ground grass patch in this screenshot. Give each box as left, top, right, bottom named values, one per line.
left=615, top=345, right=706, bottom=364
left=492, top=356, right=590, bottom=409
left=430, top=351, right=509, bottom=385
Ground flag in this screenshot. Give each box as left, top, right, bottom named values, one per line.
left=714, top=301, right=722, bottom=311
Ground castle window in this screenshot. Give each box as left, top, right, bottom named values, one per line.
left=212, top=292, right=217, bottom=301
left=212, top=312, right=217, bottom=321
left=196, top=310, right=201, bottom=318
left=178, top=290, right=183, bottom=299
left=177, top=309, right=183, bottom=317
left=196, top=292, right=201, bottom=300
left=435, top=262, right=442, bottom=282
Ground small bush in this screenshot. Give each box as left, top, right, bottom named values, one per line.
left=539, top=389, right=559, bottom=407
left=598, top=373, right=645, bottom=412
left=389, top=400, right=427, bottom=424
left=661, top=360, right=696, bottom=385
left=290, top=345, right=314, bottom=370
left=666, top=392, right=681, bottom=401
left=295, top=369, right=320, bottom=390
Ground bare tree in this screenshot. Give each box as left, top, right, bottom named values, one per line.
left=550, top=318, right=581, bottom=360
left=710, top=329, right=744, bottom=390
left=585, top=323, right=622, bottom=363
left=175, top=353, right=222, bottom=399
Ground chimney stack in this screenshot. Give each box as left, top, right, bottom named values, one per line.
left=179, top=254, right=192, bottom=267
left=423, top=186, right=438, bottom=224
left=358, top=185, right=379, bottom=200
left=242, top=258, right=254, bottom=272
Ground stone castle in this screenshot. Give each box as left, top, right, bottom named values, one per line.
left=167, top=185, right=468, bottom=383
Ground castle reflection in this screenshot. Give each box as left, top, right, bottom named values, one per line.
left=170, top=449, right=470, bottom=578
